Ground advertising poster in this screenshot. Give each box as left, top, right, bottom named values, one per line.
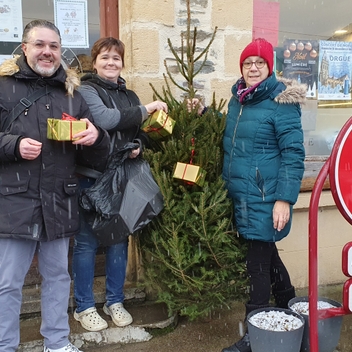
left=282, top=39, right=319, bottom=98
left=54, top=0, right=89, bottom=48
left=318, top=40, right=352, bottom=101
left=0, top=0, right=22, bottom=42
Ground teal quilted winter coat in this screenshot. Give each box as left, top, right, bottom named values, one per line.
left=222, top=74, right=306, bottom=242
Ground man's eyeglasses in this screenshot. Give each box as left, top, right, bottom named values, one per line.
left=24, top=41, right=61, bottom=52
left=242, top=59, right=266, bottom=69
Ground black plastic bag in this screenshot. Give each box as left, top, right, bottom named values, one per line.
left=79, top=142, right=164, bottom=245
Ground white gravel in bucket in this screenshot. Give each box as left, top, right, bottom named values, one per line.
left=290, top=301, right=335, bottom=316
left=248, top=310, right=304, bottom=331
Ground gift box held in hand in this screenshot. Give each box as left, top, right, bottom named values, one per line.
left=141, top=110, right=175, bottom=140
left=47, top=113, right=86, bottom=141
left=173, top=162, right=206, bottom=187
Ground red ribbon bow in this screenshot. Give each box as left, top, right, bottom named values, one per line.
left=62, top=112, right=77, bottom=121
left=62, top=113, right=77, bottom=139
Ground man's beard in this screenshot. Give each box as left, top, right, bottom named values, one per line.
left=34, top=63, right=57, bottom=77
left=33, top=58, right=59, bottom=77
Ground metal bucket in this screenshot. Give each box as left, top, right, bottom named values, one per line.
left=288, top=296, right=343, bottom=352
left=247, top=307, right=305, bottom=352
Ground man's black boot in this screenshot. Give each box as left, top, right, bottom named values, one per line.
left=273, top=286, right=296, bottom=308
left=221, top=332, right=251, bottom=352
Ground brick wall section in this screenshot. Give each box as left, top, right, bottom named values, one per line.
left=119, top=0, right=253, bottom=107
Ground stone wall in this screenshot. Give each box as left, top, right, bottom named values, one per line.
left=119, top=0, right=253, bottom=107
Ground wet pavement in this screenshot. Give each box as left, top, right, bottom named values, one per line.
left=19, top=284, right=352, bottom=352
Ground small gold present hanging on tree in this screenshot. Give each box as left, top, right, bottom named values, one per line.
left=141, top=110, right=176, bottom=140
left=173, top=137, right=206, bottom=187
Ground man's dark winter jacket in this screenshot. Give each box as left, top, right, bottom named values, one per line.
left=0, top=55, right=110, bottom=241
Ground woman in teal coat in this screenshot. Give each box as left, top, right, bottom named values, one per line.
left=223, top=51, right=305, bottom=244
left=190, top=38, right=306, bottom=352
left=222, top=38, right=306, bottom=352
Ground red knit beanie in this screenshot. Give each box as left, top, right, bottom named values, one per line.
left=240, top=38, right=274, bottom=76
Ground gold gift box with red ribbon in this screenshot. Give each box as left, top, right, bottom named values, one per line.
left=141, top=110, right=175, bottom=140
left=173, top=162, right=206, bottom=187
left=47, top=115, right=86, bottom=141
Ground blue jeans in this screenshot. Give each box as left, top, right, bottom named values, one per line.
left=72, top=213, right=128, bottom=313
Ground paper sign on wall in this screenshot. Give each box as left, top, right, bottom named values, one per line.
left=54, top=0, right=89, bottom=48
left=0, top=0, right=22, bottom=42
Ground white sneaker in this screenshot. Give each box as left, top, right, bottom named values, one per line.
left=74, top=307, right=108, bottom=331
left=103, top=302, right=133, bottom=327
left=43, top=342, right=82, bottom=352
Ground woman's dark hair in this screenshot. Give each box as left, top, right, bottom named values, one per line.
left=22, top=19, right=61, bottom=43
left=91, top=37, right=125, bottom=67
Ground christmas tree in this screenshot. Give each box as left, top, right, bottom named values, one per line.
left=140, top=0, right=248, bottom=321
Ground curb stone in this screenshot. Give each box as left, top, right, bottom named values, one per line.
left=18, top=325, right=152, bottom=352
left=18, top=302, right=178, bottom=351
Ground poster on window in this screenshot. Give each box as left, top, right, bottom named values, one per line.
left=282, top=39, right=319, bottom=98
left=318, top=40, right=352, bottom=101
left=54, top=0, right=89, bottom=48
left=0, top=0, right=22, bottom=42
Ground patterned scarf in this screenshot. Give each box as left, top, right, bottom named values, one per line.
left=236, top=77, right=261, bottom=104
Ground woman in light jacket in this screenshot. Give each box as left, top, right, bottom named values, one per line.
left=73, top=37, right=167, bottom=332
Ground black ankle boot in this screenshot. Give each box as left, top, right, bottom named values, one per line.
left=221, top=333, right=251, bottom=352
left=273, top=286, right=296, bottom=308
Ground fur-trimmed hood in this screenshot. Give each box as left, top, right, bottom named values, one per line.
left=0, top=54, right=80, bottom=97
left=275, top=76, right=307, bottom=105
